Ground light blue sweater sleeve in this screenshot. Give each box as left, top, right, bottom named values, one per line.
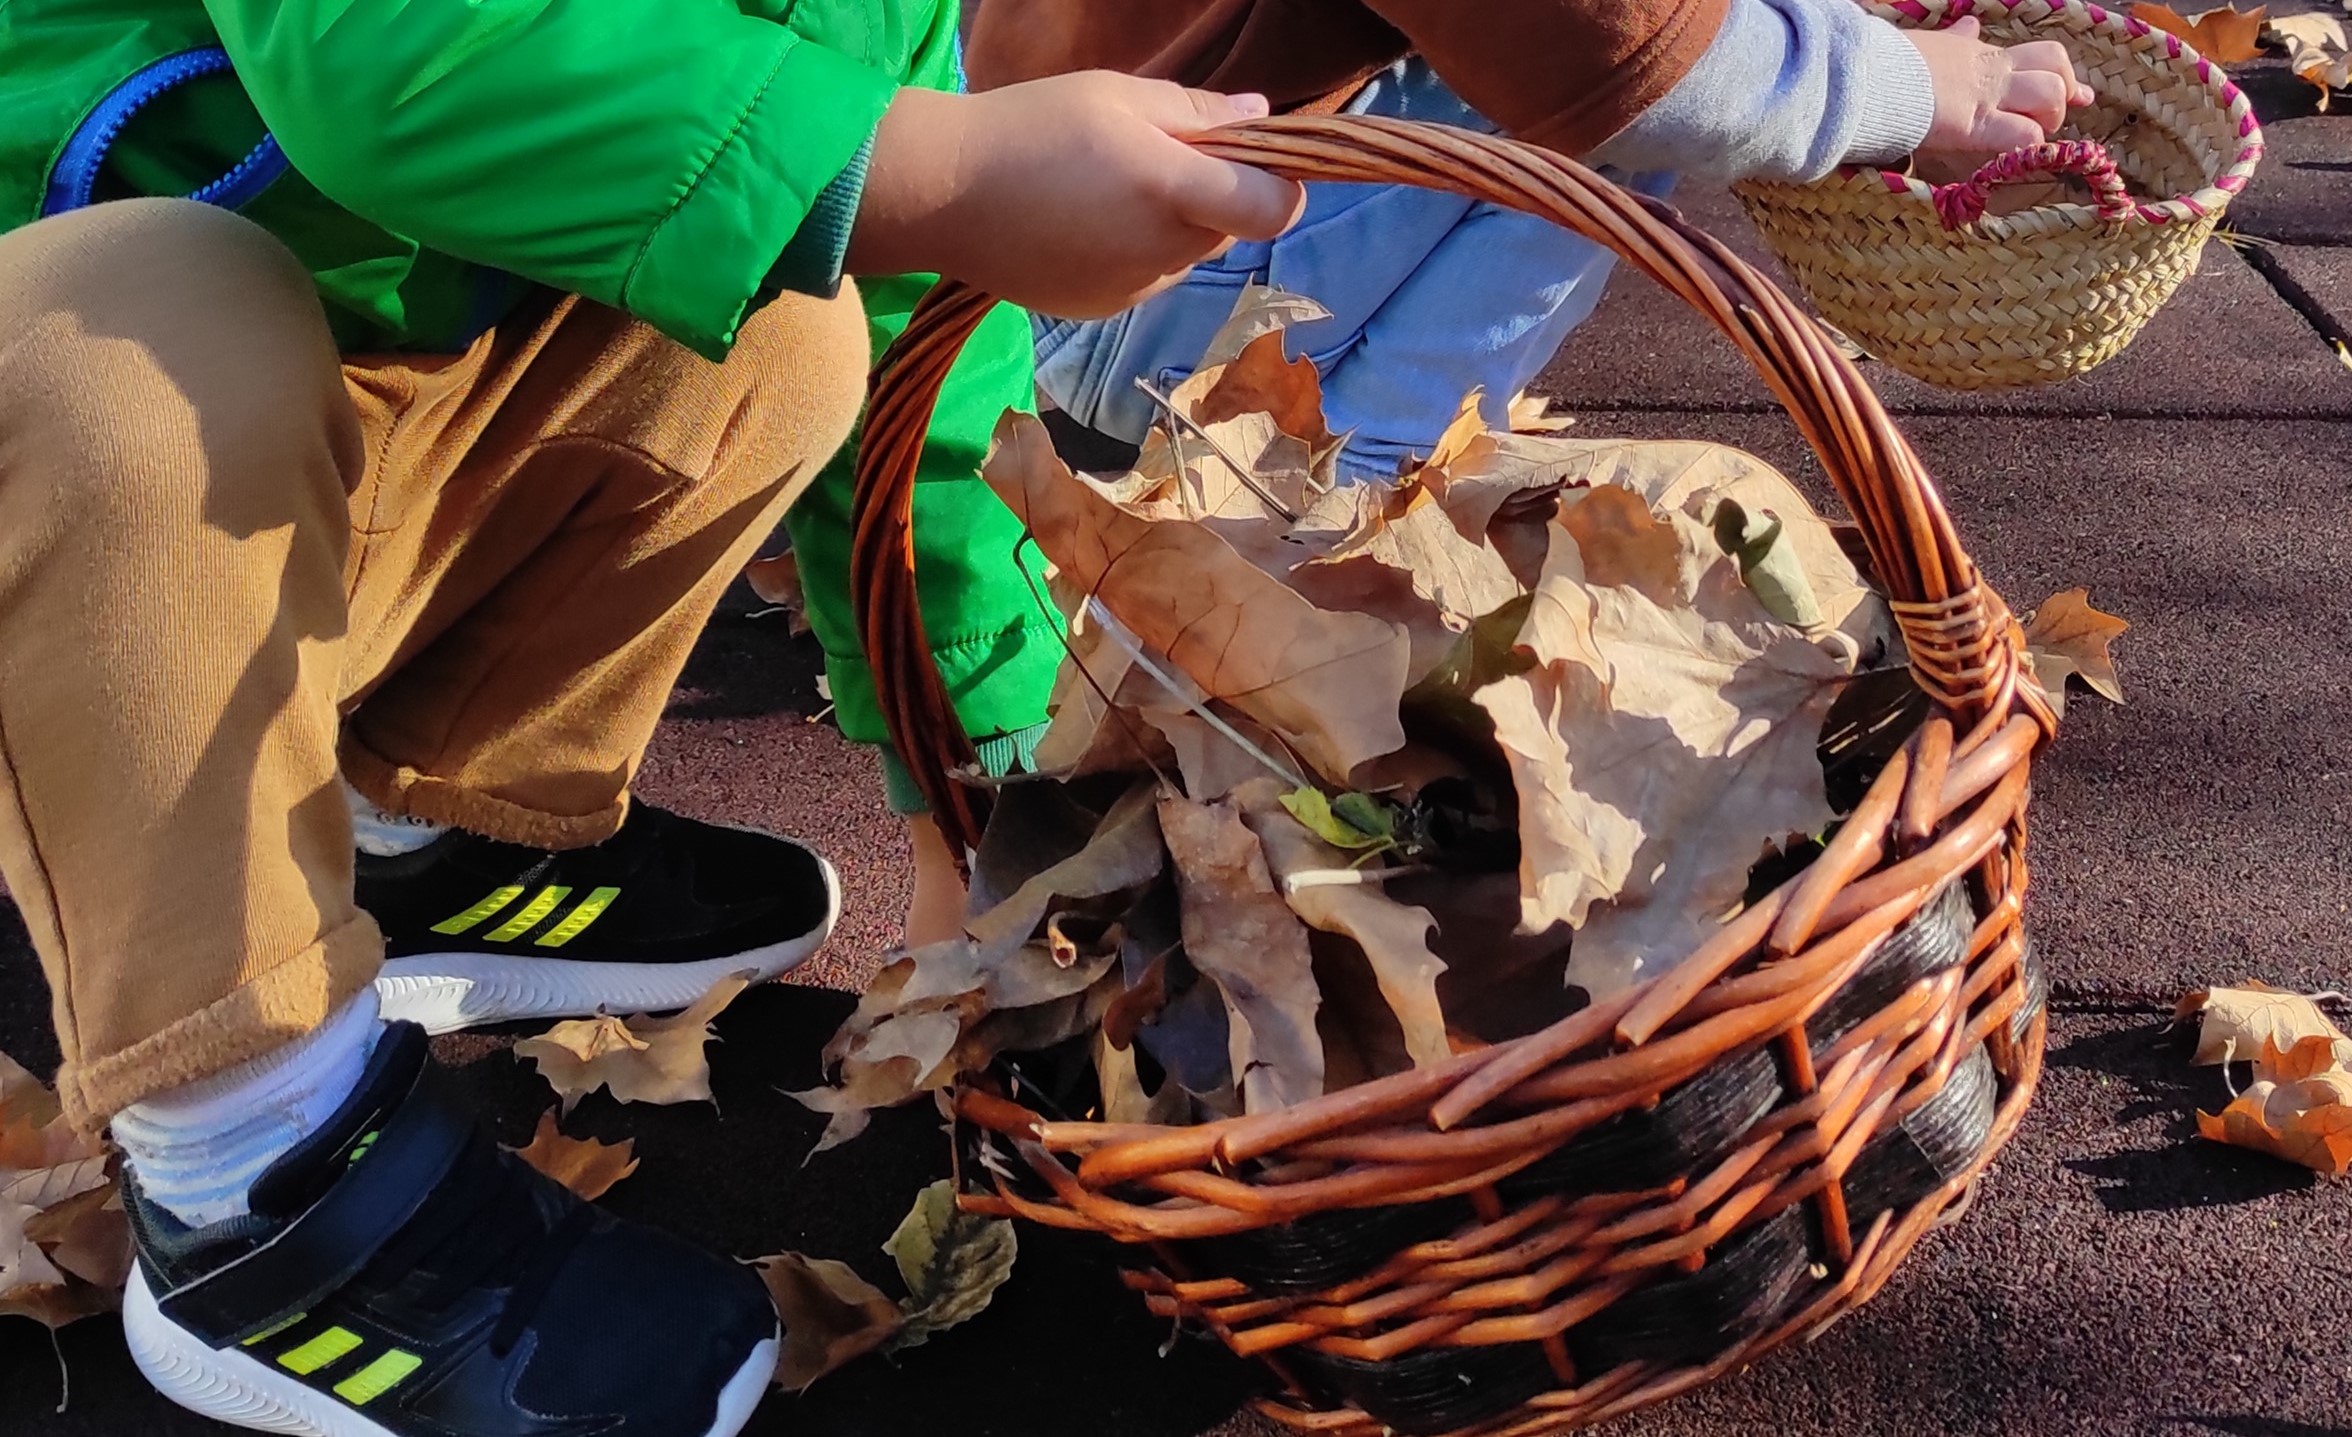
left=1588, top=0, right=1937, bottom=182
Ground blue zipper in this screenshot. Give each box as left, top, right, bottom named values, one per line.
left=42, top=47, right=289, bottom=218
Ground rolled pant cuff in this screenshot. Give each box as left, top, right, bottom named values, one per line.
left=59, top=912, right=384, bottom=1132
left=340, top=736, right=627, bottom=852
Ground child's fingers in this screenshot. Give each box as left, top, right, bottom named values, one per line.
left=2004, top=39, right=2093, bottom=108
left=1973, top=109, right=2049, bottom=154
left=2000, top=68, right=2072, bottom=135
left=1163, top=152, right=1306, bottom=242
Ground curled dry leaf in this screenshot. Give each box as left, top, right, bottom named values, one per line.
left=508, top=1110, right=640, bottom=1201
left=1481, top=509, right=1854, bottom=998
left=2130, top=3, right=2267, bottom=62
left=743, top=551, right=811, bottom=636
left=884, top=1180, right=1018, bottom=1349
left=514, top=972, right=753, bottom=1113
left=2269, top=12, right=2352, bottom=106
left=985, top=410, right=1412, bottom=785
left=755, top=1253, right=905, bottom=1392
left=2195, top=1036, right=2352, bottom=1176
left=2175, top=982, right=2352, bottom=1067
left=2024, top=588, right=2127, bottom=717
left=1, top=1049, right=128, bottom=1329
left=1157, top=793, right=1326, bottom=1112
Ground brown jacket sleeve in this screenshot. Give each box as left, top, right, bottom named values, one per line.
left=963, top=0, right=1730, bottom=160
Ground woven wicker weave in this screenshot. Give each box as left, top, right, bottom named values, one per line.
left=849, top=116, right=2055, bottom=1435
left=1734, top=0, right=2263, bottom=390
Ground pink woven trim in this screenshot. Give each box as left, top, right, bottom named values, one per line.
left=1932, top=139, right=2133, bottom=229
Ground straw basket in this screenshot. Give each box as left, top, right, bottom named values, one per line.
left=1733, top=0, right=2263, bottom=390
left=850, top=117, right=2055, bottom=1435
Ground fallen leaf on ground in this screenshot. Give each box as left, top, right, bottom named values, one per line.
left=2024, top=589, right=2127, bottom=713
left=986, top=411, right=1411, bottom=784
left=1158, top=793, right=1326, bottom=1111
left=2270, top=13, right=2352, bottom=107
left=755, top=1253, right=906, bottom=1392
left=2176, top=982, right=2352, bottom=1066
left=508, top=1110, right=640, bottom=1200
left=744, top=552, right=810, bottom=635
left=0, top=1050, right=127, bottom=1328
left=515, top=973, right=752, bottom=1113
left=884, top=1180, right=1018, bottom=1349
left=2132, top=3, right=2267, bottom=62
left=1507, top=392, right=1576, bottom=433
left=2195, top=1037, right=2352, bottom=1176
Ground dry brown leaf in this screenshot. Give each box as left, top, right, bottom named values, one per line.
left=2024, top=589, right=2127, bottom=707
left=963, top=781, right=1165, bottom=965
left=1480, top=516, right=1854, bottom=997
left=2175, top=982, right=2352, bottom=1067
left=744, top=552, right=810, bottom=636
left=1235, top=781, right=1452, bottom=1070
left=509, top=1110, right=640, bottom=1201
left=0, top=1154, right=109, bottom=1210
left=2270, top=13, right=2352, bottom=105
left=755, top=1253, right=906, bottom=1392
left=2196, top=1038, right=2352, bottom=1176
left=1507, top=392, right=1576, bottom=434
left=986, top=411, right=1411, bottom=784
left=22, top=1183, right=129, bottom=1290
left=515, top=973, right=752, bottom=1113
left=793, top=1008, right=965, bottom=1154
left=1157, top=793, right=1326, bottom=1112
left=2132, top=3, right=2267, bottom=62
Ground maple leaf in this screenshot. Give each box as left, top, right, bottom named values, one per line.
left=2132, top=3, right=2268, bottom=63
left=2024, top=588, right=2127, bottom=715
left=514, top=972, right=752, bottom=1113
left=754, top=1253, right=906, bottom=1392
left=1157, top=793, right=1326, bottom=1112
left=508, top=1110, right=640, bottom=1201
left=2269, top=12, right=2352, bottom=107
left=985, top=410, right=1412, bottom=785
left=0, top=1051, right=127, bottom=1330
left=1507, top=391, right=1576, bottom=434
left=2196, top=1038, right=2352, bottom=1176
left=883, top=1180, right=1018, bottom=1349
left=2175, top=982, right=2352, bottom=1067
left=1479, top=510, right=1856, bottom=998
left=1238, top=781, right=1452, bottom=1070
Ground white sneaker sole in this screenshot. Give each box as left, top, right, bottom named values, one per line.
left=123, top=1265, right=779, bottom=1437
left=374, top=858, right=840, bottom=1035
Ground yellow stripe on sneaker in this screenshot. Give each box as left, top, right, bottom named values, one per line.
left=429, top=885, right=525, bottom=936
left=333, top=1349, right=424, bottom=1406
left=277, top=1326, right=363, bottom=1375
left=534, top=886, right=622, bottom=948
left=483, top=885, right=570, bottom=943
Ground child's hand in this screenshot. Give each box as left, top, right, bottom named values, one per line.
left=1907, top=16, right=2097, bottom=154
left=848, top=72, right=1306, bottom=319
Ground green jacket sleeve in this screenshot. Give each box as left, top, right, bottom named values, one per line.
left=197, top=0, right=898, bottom=357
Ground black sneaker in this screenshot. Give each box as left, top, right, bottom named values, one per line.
left=359, top=802, right=839, bottom=1034
left=122, top=1022, right=779, bottom=1437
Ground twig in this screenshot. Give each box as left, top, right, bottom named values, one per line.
left=1086, top=599, right=1312, bottom=792
left=1282, top=863, right=1433, bottom=896
left=1012, top=538, right=1178, bottom=794
left=1132, top=377, right=1302, bottom=522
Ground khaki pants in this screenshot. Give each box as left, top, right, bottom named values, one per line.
left=0, top=200, right=868, bottom=1129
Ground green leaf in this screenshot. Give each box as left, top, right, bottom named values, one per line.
left=1712, top=499, right=1823, bottom=629
left=1278, top=788, right=1392, bottom=851
left=883, top=1180, right=1018, bottom=1350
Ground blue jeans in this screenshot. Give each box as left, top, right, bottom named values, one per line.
left=1033, top=60, right=1675, bottom=483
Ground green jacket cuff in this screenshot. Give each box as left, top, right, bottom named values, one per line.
left=763, top=135, right=873, bottom=301
left=623, top=37, right=897, bottom=359
left=879, top=722, right=1052, bottom=816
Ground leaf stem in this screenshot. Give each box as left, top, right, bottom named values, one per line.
left=1132, top=377, right=1303, bottom=523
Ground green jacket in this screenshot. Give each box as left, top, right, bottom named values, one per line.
left=0, top=0, right=1058, bottom=766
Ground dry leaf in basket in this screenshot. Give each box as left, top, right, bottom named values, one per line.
left=811, top=283, right=1925, bottom=1127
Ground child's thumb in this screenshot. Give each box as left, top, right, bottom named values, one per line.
left=1945, top=14, right=1982, bottom=40
left=1151, top=85, right=1274, bottom=136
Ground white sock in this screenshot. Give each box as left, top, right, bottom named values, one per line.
left=345, top=779, right=446, bottom=857
left=113, top=989, right=385, bottom=1227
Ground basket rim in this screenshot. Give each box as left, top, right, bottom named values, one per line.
left=1744, top=0, right=2263, bottom=235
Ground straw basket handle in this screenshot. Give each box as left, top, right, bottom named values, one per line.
left=1927, top=138, right=2135, bottom=229
left=850, top=115, right=2049, bottom=854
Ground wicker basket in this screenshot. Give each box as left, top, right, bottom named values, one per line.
left=850, top=116, right=2055, bottom=1435
left=1733, top=0, right=2263, bottom=390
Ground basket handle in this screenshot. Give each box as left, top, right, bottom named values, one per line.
left=850, top=115, right=2043, bottom=855
left=1927, top=139, right=2134, bottom=229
